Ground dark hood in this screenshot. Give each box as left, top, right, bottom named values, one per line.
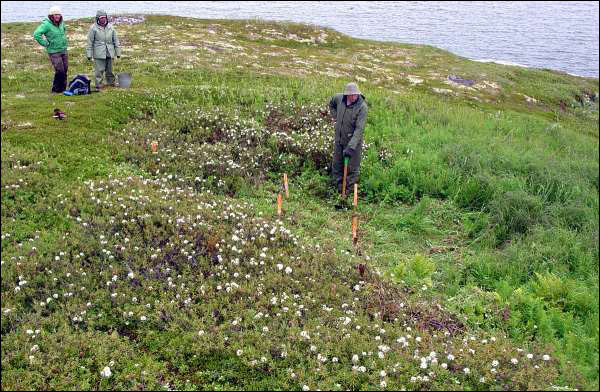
left=343, top=94, right=366, bottom=107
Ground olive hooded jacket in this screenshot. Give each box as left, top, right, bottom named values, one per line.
left=329, top=93, right=368, bottom=152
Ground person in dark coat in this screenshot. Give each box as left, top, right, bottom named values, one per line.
left=329, top=82, right=368, bottom=196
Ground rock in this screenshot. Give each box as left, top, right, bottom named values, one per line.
left=447, top=75, right=475, bottom=86
left=432, top=87, right=454, bottom=95
left=517, top=93, right=538, bottom=103
left=407, top=75, right=423, bottom=85
left=111, top=15, right=145, bottom=25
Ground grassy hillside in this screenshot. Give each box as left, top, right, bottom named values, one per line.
left=1, top=15, right=598, bottom=390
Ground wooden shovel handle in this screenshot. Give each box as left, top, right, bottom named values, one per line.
left=342, top=158, right=349, bottom=197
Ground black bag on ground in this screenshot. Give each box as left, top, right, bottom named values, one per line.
left=66, top=75, right=91, bottom=95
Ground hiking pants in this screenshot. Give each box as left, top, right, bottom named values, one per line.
left=49, top=51, right=68, bottom=93
left=94, top=57, right=115, bottom=87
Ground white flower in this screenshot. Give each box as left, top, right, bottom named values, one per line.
left=378, top=351, right=385, bottom=359
left=511, top=358, right=518, bottom=365
left=100, top=366, right=112, bottom=378
left=491, top=360, right=499, bottom=367
left=542, top=354, right=551, bottom=361
left=140, top=316, right=147, bottom=321
left=463, top=367, right=470, bottom=374
left=285, top=267, right=292, bottom=274
left=198, top=330, right=205, bottom=336
left=380, top=380, right=387, bottom=388
left=277, top=264, right=283, bottom=270
left=441, top=363, right=448, bottom=369
left=302, top=386, right=309, bottom=391
left=527, top=353, right=533, bottom=359
left=236, top=349, right=243, bottom=356
left=352, top=354, right=359, bottom=363
left=380, top=370, right=387, bottom=377
left=30, top=345, right=39, bottom=353
left=447, top=354, right=455, bottom=361
left=358, top=366, right=366, bottom=373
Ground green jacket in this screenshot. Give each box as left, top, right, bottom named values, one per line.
left=87, top=21, right=121, bottom=59
left=329, top=93, right=368, bottom=150
left=33, top=18, right=68, bottom=54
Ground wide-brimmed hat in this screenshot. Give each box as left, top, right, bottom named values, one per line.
left=49, top=5, right=62, bottom=15
left=343, top=82, right=361, bottom=95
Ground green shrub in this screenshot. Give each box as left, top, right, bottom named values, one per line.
left=454, top=174, right=496, bottom=210
left=489, top=190, right=544, bottom=243
left=390, top=253, right=436, bottom=287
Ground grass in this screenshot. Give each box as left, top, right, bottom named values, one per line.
left=1, top=14, right=599, bottom=391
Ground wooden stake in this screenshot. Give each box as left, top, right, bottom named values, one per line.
left=353, top=183, right=358, bottom=208
left=331, top=283, right=337, bottom=297
left=352, top=215, right=358, bottom=245
left=277, top=192, right=283, bottom=216
left=151, top=140, right=158, bottom=154
left=283, top=173, right=289, bottom=198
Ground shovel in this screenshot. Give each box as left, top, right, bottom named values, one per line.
left=342, top=156, right=349, bottom=197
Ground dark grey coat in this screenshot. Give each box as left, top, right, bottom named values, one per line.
left=329, top=93, right=368, bottom=195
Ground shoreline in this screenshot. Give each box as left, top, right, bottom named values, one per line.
left=1, top=11, right=598, bottom=80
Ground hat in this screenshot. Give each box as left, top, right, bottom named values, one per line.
left=96, top=9, right=108, bottom=18
left=343, top=82, right=361, bottom=95
left=49, top=6, right=61, bottom=15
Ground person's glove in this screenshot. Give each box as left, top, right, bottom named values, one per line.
left=343, top=147, right=354, bottom=158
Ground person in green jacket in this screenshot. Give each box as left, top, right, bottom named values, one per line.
left=329, top=82, right=369, bottom=196
left=87, top=10, right=122, bottom=91
left=33, top=6, right=69, bottom=93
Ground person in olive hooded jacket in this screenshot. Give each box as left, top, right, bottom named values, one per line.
left=33, top=5, right=69, bottom=93
left=87, top=10, right=121, bottom=91
left=329, top=82, right=368, bottom=196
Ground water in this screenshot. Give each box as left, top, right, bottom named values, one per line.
left=2, top=1, right=598, bottom=77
